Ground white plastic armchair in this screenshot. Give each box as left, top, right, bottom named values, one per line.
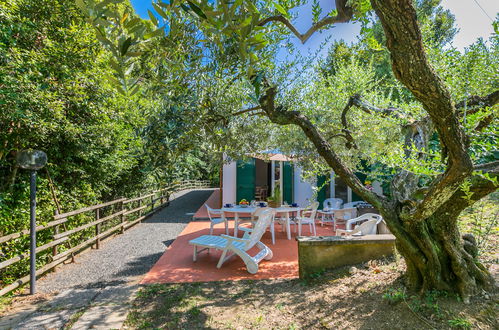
left=323, top=198, right=343, bottom=210
left=189, top=209, right=274, bottom=274
left=205, top=204, right=228, bottom=235
left=336, top=217, right=382, bottom=236
left=295, top=201, right=319, bottom=236
left=345, top=213, right=382, bottom=231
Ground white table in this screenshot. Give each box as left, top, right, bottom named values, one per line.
left=221, top=206, right=303, bottom=240
left=221, top=206, right=257, bottom=237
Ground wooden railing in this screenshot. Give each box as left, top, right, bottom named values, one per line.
left=0, top=180, right=212, bottom=296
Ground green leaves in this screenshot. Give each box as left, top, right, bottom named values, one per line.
left=143, top=27, right=165, bottom=39
left=152, top=2, right=168, bottom=19
left=186, top=1, right=207, bottom=19
left=312, top=0, right=321, bottom=23
left=275, top=3, right=288, bottom=16
left=147, top=9, right=158, bottom=26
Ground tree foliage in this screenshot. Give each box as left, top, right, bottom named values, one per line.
left=0, top=0, right=219, bottom=286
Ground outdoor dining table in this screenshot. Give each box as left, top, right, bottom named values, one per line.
left=220, top=206, right=257, bottom=238
left=221, top=205, right=304, bottom=240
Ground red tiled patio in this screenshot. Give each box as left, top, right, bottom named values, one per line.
left=142, top=190, right=337, bottom=284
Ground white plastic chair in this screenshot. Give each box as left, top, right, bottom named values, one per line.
left=323, top=198, right=343, bottom=210
left=205, top=204, right=228, bottom=235
left=189, top=209, right=274, bottom=274
left=336, top=218, right=382, bottom=236
left=294, top=201, right=319, bottom=236
left=345, top=213, right=382, bottom=231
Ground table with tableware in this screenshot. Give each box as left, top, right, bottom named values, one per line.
left=221, top=204, right=303, bottom=240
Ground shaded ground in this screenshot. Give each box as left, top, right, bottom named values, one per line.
left=0, top=189, right=213, bottom=329
left=125, top=194, right=498, bottom=330
left=125, top=258, right=498, bottom=330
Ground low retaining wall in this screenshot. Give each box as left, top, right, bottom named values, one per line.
left=297, top=234, right=396, bottom=278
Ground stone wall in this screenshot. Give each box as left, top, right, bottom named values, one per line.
left=297, top=234, right=396, bottom=278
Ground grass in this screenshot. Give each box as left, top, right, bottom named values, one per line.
left=123, top=257, right=497, bottom=329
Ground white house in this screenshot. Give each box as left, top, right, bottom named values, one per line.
left=221, top=152, right=383, bottom=209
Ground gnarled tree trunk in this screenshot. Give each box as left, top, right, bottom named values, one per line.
left=384, top=194, right=496, bottom=301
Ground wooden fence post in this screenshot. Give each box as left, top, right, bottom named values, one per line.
left=95, top=208, right=100, bottom=249
left=138, top=195, right=142, bottom=217
left=52, top=210, right=59, bottom=257
left=119, top=200, right=124, bottom=234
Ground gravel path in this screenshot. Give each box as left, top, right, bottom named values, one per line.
left=37, top=188, right=213, bottom=294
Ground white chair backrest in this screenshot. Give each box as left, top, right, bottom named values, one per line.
left=346, top=213, right=381, bottom=230
left=357, top=218, right=381, bottom=235
left=355, top=213, right=382, bottom=222
left=246, top=209, right=274, bottom=249
left=306, top=201, right=320, bottom=219
left=324, top=198, right=343, bottom=210
left=252, top=206, right=271, bottom=218
left=205, top=204, right=220, bottom=221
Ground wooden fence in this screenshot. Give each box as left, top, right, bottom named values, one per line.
left=0, top=180, right=212, bottom=296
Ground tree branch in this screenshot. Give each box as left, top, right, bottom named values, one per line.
left=258, top=0, right=353, bottom=44
left=231, top=106, right=262, bottom=116
left=349, top=94, right=402, bottom=119
left=339, top=94, right=405, bottom=149
left=456, top=90, right=499, bottom=112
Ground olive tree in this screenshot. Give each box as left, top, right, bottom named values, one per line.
left=81, top=0, right=498, bottom=301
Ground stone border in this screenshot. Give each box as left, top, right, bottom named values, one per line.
left=297, top=234, right=396, bottom=278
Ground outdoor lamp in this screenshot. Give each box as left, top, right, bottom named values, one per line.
left=16, top=150, right=47, bottom=295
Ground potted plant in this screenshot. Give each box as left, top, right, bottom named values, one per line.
left=267, top=185, right=281, bottom=208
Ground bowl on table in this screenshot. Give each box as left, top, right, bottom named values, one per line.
left=291, top=203, right=298, bottom=207
left=224, top=203, right=233, bottom=208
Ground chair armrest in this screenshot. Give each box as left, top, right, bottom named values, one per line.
left=220, top=235, right=249, bottom=243
left=239, top=227, right=253, bottom=233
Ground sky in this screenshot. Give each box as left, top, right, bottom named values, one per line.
left=130, top=0, right=498, bottom=54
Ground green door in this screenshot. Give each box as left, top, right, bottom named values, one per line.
left=236, top=159, right=255, bottom=202
left=317, top=174, right=329, bottom=209
left=283, top=162, right=293, bottom=204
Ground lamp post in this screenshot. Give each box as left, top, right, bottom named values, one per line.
left=16, top=150, right=47, bottom=295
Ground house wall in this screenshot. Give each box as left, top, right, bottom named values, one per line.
left=222, top=160, right=237, bottom=205
left=293, top=166, right=314, bottom=207
left=372, top=181, right=383, bottom=195
left=222, top=157, right=384, bottom=207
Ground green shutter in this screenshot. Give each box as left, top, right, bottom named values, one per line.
left=283, top=162, right=293, bottom=204
left=317, top=174, right=328, bottom=209
left=236, top=159, right=255, bottom=202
